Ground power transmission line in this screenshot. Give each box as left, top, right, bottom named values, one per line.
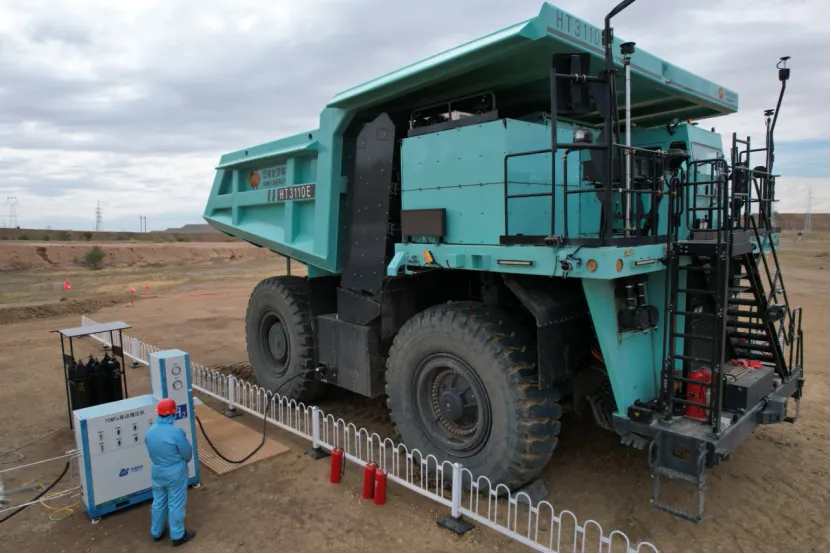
left=95, top=201, right=103, bottom=232
left=4, top=197, right=19, bottom=228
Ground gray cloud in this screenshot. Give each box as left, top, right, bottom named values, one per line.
left=0, top=0, right=827, bottom=231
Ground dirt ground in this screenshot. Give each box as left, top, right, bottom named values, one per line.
left=0, top=237, right=827, bottom=552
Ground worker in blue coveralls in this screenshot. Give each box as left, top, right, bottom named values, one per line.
left=144, top=397, right=196, bottom=546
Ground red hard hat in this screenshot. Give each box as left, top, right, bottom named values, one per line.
left=156, top=398, right=176, bottom=416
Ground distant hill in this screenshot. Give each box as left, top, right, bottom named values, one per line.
left=163, top=223, right=220, bottom=234
left=775, top=213, right=829, bottom=232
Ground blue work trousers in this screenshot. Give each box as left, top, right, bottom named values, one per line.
left=151, top=479, right=188, bottom=540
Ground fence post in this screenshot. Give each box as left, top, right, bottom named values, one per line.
left=437, top=463, right=474, bottom=534
left=130, top=338, right=141, bottom=368
left=305, top=406, right=330, bottom=459
left=221, top=375, right=241, bottom=418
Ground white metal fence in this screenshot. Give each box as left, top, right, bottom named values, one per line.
left=80, top=316, right=657, bottom=553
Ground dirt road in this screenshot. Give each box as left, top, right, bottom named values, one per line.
left=0, top=239, right=827, bottom=552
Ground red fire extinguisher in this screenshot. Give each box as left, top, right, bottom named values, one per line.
left=685, top=368, right=711, bottom=421
left=373, top=467, right=387, bottom=506
left=362, top=462, right=376, bottom=499
left=329, top=448, right=344, bottom=484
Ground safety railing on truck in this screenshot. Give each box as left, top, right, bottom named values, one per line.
left=500, top=60, right=675, bottom=248
left=684, top=158, right=729, bottom=233
left=501, top=142, right=673, bottom=247
left=80, top=315, right=658, bottom=554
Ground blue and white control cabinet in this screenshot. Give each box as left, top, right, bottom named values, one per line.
left=73, top=349, right=200, bottom=520
left=148, top=349, right=200, bottom=486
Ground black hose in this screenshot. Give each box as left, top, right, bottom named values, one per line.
left=195, top=371, right=310, bottom=465
left=0, top=461, right=70, bottom=525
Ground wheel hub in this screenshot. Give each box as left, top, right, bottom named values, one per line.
left=439, top=389, right=465, bottom=421
left=267, top=321, right=288, bottom=363
left=427, top=366, right=481, bottom=440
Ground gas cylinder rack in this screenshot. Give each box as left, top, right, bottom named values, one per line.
left=53, top=321, right=131, bottom=429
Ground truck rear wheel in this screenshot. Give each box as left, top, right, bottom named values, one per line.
left=385, top=302, right=561, bottom=488
left=245, top=276, right=321, bottom=402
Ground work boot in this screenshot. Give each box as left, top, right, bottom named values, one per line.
left=172, top=530, right=195, bottom=547
left=152, top=529, right=167, bottom=542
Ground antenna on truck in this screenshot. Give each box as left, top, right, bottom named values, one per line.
left=602, top=0, right=637, bottom=147
left=766, top=56, right=791, bottom=174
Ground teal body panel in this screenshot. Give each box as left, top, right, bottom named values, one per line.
left=401, top=119, right=590, bottom=244
left=582, top=279, right=660, bottom=412
left=203, top=109, right=353, bottom=273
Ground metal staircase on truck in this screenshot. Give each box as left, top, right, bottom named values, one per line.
left=653, top=131, right=804, bottom=522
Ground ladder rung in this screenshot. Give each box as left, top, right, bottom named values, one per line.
left=727, top=331, right=768, bottom=341
left=736, top=321, right=768, bottom=330
left=732, top=343, right=774, bottom=353
left=678, top=288, right=715, bottom=296
left=669, top=397, right=712, bottom=410
left=673, top=354, right=717, bottom=365
left=732, top=273, right=749, bottom=279
left=738, top=352, right=776, bottom=361
left=670, top=375, right=715, bottom=387
left=672, top=311, right=716, bottom=318
left=727, top=309, right=760, bottom=318
left=728, top=286, right=750, bottom=293
left=672, top=333, right=715, bottom=341
left=728, top=298, right=757, bottom=306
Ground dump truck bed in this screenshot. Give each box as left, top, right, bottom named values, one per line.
left=204, top=2, right=738, bottom=273
left=329, top=3, right=738, bottom=123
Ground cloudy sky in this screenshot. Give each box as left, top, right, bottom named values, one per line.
left=0, top=0, right=828, bottom=231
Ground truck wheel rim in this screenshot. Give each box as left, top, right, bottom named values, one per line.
left=413, top=354, right=490, bottom=457
left=261, top=312, right=289, bottom=375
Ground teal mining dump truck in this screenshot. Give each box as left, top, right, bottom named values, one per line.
left=205, top=0, right=804, bottom=521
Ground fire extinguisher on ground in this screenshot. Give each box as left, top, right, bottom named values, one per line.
left=685, top=368, right=711, bottom=421
left=329, top=448, right=344, bottom=484
left=373, top=467, right=387, bottom=506
left=362, top=462, right=376, bottom=499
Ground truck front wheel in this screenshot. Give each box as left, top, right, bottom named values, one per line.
left=245, top=276, right=321, bottom=402
left=385, top=302, right=561, bottom=488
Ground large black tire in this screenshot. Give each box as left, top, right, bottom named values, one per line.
left=385, top=302, right=561, bottom=488
left=245, top=276, right=322, bottom=402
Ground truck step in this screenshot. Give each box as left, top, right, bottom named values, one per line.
left=731, top=342, right=774, bottom=353
left=735, top=352, right=776, bottom=361
left=653, top=465, right=702, bottom=484
left=651, top=466, right=707, bottom=524
left=727, top=309, right=762, bottom=318
left=727, top=330, right=769, bottom=341
left=728, top=298, right=759, bottom=306
left=672, top=332, right=715, bottom=341
left=734, top=321, right=769, bottom=331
